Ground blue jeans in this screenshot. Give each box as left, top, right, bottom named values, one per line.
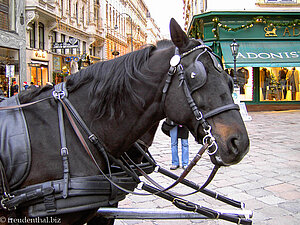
left=170, top=126, right=189, bottom=167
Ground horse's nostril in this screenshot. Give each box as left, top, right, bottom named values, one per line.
left=227, top=137, right=239, bottom=156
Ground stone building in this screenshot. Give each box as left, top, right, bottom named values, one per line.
left=25, top=0, right=107, bottom=85
left=23, top=0, right=158, bottom=86
left=0, top=0, right=26, bottom=96
left=146, top=11, right=162, bottom=45
left=105, top=0, right=149, bottom=60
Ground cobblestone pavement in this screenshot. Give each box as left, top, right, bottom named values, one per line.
left=113, top=110, right=300, bottom=225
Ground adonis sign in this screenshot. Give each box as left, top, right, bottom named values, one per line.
left=237, top=51, right=299, bottom=60
left=264, top=26, right=300, bottom=37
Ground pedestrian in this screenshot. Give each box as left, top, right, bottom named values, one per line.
left=22, top=82, right=29, bottom=91
left=162, top=118, right=189, bottom=170
left=10, top=81, right=19, bottom=96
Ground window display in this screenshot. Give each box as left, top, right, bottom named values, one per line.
left=226, top=67, right=253, bottom=101
left=260, top=67, right=300, bottom=101
left=0, top=47, right=19, bottom=97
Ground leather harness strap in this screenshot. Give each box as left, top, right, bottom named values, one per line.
left=54, top=84, right=70, bottom=199
left=0, top=97, right=52, bottom=110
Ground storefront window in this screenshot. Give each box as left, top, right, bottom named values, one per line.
left=226, top=67, right=253, bottom=101
left=260, top=67, right=300, bottom=101
left=0, top=47, right=19, bottom=97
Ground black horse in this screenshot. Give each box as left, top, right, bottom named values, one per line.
left=0, top=19, right=249, bottom=224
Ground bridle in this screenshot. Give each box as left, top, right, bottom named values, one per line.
left=162, top=44, right=240, bottom=156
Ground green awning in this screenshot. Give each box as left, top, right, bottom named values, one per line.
left=221, top=41, right=300, bottom=68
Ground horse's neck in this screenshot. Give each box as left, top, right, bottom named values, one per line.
left=70, top=48, right=172, bottom=156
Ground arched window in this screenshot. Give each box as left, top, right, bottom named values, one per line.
left=38, top=22, right=44, bottom=49
left=29, top=22, right=36, bottom=48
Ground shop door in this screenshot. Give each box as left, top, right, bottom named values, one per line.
left=30, top=65, right=48, bottom=87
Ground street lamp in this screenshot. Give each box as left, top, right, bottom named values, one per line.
left=230, top=39, right=239, bottom=86
left=114, top=13, right=133, bottom=52
left=230, top=39, right=240, bottom=104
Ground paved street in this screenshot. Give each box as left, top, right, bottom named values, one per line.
left=113, top=110, right=300, bottom=225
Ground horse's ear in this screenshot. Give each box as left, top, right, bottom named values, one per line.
left=170, top=18, right=189, bottom=49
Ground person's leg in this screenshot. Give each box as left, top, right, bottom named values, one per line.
left=181, top=138, right=189, bottom=168
left=170, top=126, right=179, bottom=169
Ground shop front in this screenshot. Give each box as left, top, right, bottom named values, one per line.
left=27, top=49, right=50, bottom=87
left=189, top=11, right=300, bottom=111
left=0, top=47, right=20, bottom=97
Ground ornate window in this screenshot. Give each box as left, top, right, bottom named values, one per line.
left=0, top=0, right=16, bottom=31
left=75, top=2, right=79, bottom=24
left=29, top=22, right=36, bottom=48
left=38, top=22, right=44, bottom=50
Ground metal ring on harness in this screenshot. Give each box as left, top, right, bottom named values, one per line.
left=52, top=90, right=66, bottom=100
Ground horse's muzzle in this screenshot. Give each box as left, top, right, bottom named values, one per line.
left=212, top=133, right=250, bottom=166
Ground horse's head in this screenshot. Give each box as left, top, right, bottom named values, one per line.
left=163, top=19, right=249, bottom=166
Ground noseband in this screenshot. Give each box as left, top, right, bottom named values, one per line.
left=162, top=44, right=240, bottom=156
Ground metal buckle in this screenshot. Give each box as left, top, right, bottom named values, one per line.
left=61, top=147, right=69, bottom=156
left=1, top=192, right=15, bottom=211
left=88, top=134, right=98, bottom=143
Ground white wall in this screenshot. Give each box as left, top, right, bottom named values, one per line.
left=206, top=0, right=258, bottom=11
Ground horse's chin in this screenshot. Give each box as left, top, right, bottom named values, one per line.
left=210, top=154, right=231, bottom=167
left=210, top=145, right=250, bottom=167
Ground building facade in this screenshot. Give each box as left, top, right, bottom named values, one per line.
left=22, top=0, right=160, bottom=87
left=105, top=0, right=149, bottom=60
left=184, top=0, right=300, bottom=110
left=0, top=0, right=26, bottom=97
left=25, top=0, right=107, bottom=86
left=146, top=11, right=162, bottom=45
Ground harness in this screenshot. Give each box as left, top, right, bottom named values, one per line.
left=0, top=44, right=252, bottom=224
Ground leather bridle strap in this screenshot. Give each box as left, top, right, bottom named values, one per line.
left=204, top=104, right=240, bottom=119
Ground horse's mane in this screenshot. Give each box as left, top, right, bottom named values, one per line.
left=19, top=41, right=174, bottom=119
left=156, top=39, right=173, bottom=49
left=67, top=45, right=158, bottom=119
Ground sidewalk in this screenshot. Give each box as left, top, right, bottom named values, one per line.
left=114, top=110, right=300, bottom=225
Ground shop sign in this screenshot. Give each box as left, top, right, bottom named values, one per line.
left=264, top=26, right=300, bottom=38
left=53, top=56, right=61, bottom=71
left=237, top=51, right=300, bottom=60
left=33, top=50, right=47, bottom=60
left=65, top=56, right=80, bottom=62
left=222, top=41, right=300, bottom=65
left=5, top=65, right=14, bottom=78
left=53, top=38, right=79, bottom=49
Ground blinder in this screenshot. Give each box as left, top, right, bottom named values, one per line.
left=184, top=48, right=223, bottom=94
left=185, top=52, right=207, bottom=94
